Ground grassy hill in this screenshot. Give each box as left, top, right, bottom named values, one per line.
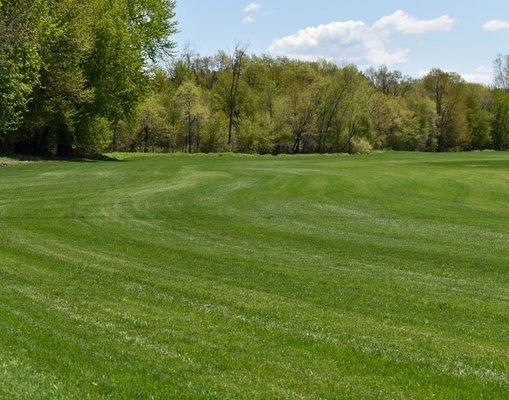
left=0, top=152, right=507, bottom=399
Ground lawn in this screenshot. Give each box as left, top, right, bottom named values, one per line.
left=0, top=152, right=507, bottom=399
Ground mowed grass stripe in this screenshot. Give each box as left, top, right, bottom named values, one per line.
left=0, top=152, right=507, bottom=399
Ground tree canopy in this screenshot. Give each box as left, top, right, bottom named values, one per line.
left=122, top=53, right=509, bottom=154
left=0, top=0, right=176, bottom=155
left=1, top=1, right=508, bottom=155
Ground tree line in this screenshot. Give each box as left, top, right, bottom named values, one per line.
left=108, top=52, right=509, bottom=154
left=1, top=1, right=508, bottom=156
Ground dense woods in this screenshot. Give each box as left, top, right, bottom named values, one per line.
left=1, top=1, right=508, bottom=156
left=118, top=53, right=509, bottom=154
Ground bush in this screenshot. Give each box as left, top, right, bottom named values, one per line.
left=75, top=117, right=112, bottom=155
left=200, top=115, right=228, bottom=153
left=350, top=137, right=373, bottom=154
left=236, top=118, right=274, bottom=154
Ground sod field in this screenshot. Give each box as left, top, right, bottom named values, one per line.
left=0, top=152, right=507, bottom=399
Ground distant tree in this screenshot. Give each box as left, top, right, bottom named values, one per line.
left=423, top=69, right=467, bottom=151
left=279, top=83, right=317, bottom=153
left=314, top=66, right=362, bottom=152
left=490, top=90, right=509, bottom=150
left=405, top=93, right=438, bottom=151
left=16, top=0, right=94, bottom=156
left=366, top=65, right=411, bottom=97
left=227, top=45, right=247, bottom=145
left=465, top=90, right=492, bottom=150
left=0, top=0, right=47, bottom=137
left=135, top=94, right=174, bottom=152
left=176, top=80, right=208, bottom=153
left=369, top=93, right=423, bottom=150
left=85, top=0, right=177, bottom=151
left=494, top=54, right=509, bottom=91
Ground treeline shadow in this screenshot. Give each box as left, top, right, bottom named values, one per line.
left=0, top=154, right=122, bottom=163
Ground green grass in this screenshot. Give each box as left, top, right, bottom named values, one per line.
left=0, top=151, right=508, bottom=399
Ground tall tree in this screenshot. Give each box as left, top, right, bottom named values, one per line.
left=0, top=0, right=47, bottom=137
left=423, top=69, right=467, bottom=151
left=176, top=80, right=207, bottom=153
left=490, top=90, right=509, bottom=150
left=314, top=66, right=366, bottom=152
left=226, top=45, right=246, bottom=145
left=494, top=54, right=509, bottom=91
left=465, top=91, right=492, bottom=150
left=278, top=82, right=317, bottom=153
left=366, top=65, right=410, bottom=97
left=16, top=0, right=94, bottom=155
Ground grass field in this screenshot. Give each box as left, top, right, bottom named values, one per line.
left=0, top=152, right=508, bottom=399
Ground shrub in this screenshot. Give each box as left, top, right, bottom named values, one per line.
left=76, top=117, right=112, bottom=155
left=350, top=137, right=373, bottom=154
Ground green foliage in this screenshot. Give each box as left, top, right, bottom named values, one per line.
left=370, top=93, right=426, bottom=151
left=490, top=90, right=509, bottom=150
left=199, top=114, right=229, bottom=153
left=466, top=93, right=492, bottom=150
left=406, top=93, right=437, bottom=150
left=237, top=117, right=274, bottom=154
left=125, top=57, right=506, bottom=156
left=0, top=0, right=48, bottom=133
left=76, top=116, right=113, bottom=154
left=175, top=80, right=208, bottom=153
left=133, top=93, right=174, bottom=152
left=1, top=3, right=508, bottom=157
left=423, top=69, right=469, bottom=151
left=349, top=137, right=373, bottom=154
left=0, top=0, right=176, bottom=155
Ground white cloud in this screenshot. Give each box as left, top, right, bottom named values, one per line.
left=373, top=10, right=454, bottom=34
left=483, top=19, right=509, bottom=31
left=461, top=66, right=493, bottom=85
left=242, top=15, right=255, bottom=25
left=419, top=66, right=493, bottom=85
left=268, top=10, right=455, bottom=66
left=244, top=3, right=262, bottom=13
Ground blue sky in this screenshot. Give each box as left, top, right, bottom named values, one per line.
left=174, top=0, right=509, bottom=84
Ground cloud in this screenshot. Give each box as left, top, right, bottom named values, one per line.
left=242, top=15, right=255, bottom=25
left=460, top=66, right=493, bottom=85
left=483, top=19, right=509, bottom=31
left=268, top=10, right=455, bottom=66
left=244, top=3, right=262, bottom=13
left=373, top=10, right=454, bottom=34
left=419, top=66, right=493, bottom=85
left=242, top=3, right=262, bottom=24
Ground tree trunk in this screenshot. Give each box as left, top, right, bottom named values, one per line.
left=293, top=133, right=301, bottom=153
left=112, top=119, right=119, bottom=151
left=143, top=126, right=149, bottom=153
left=188, top=115, right=192, bottom=153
